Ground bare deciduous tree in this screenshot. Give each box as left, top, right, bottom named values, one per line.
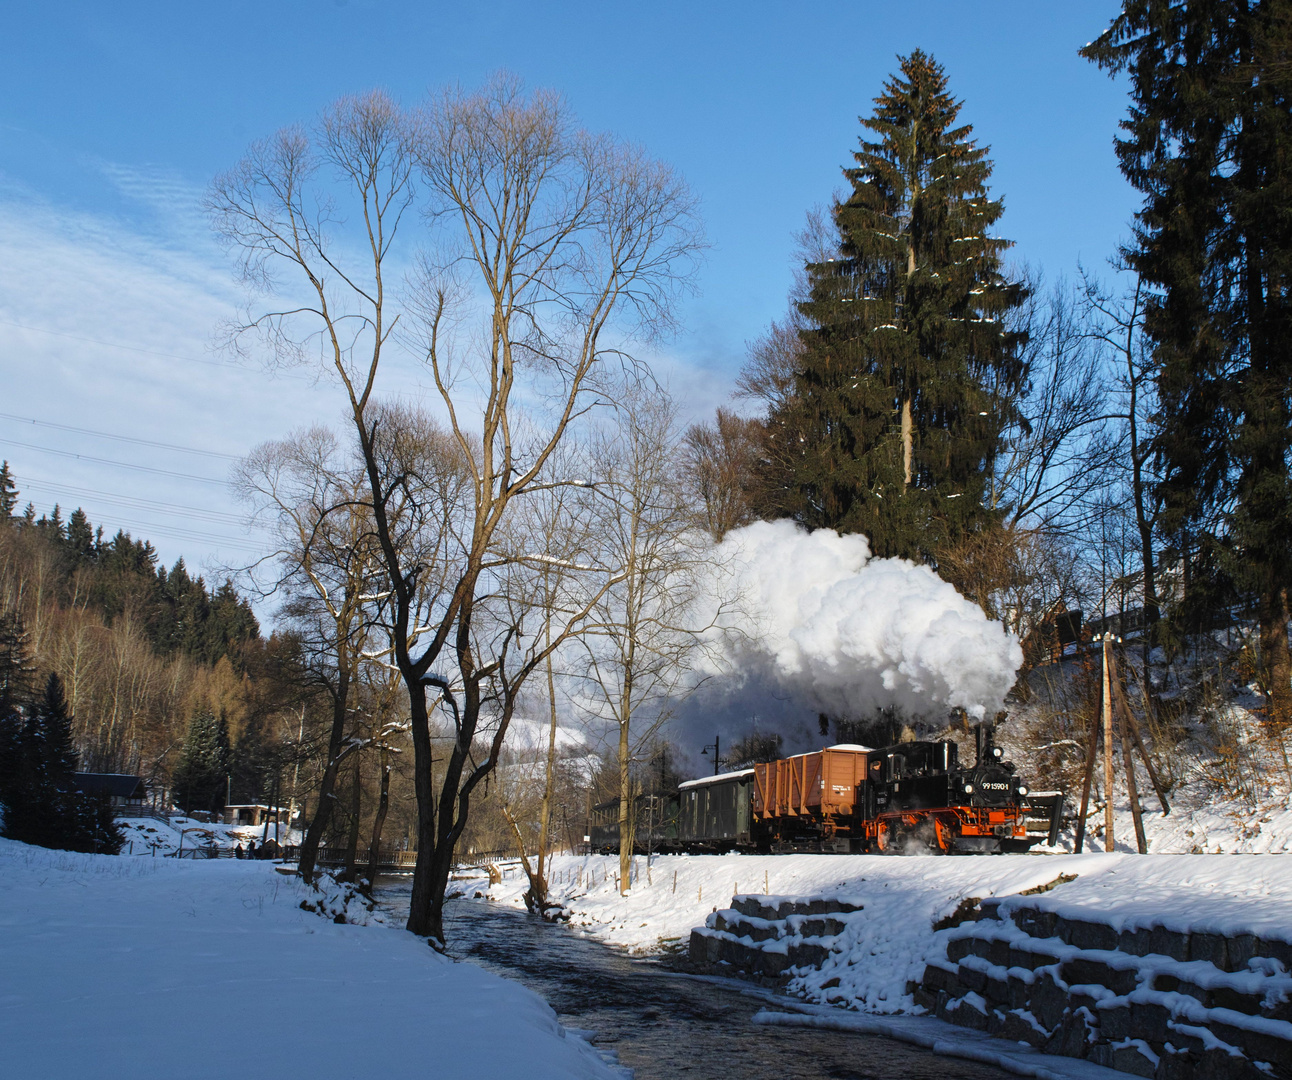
left=234, top=428, right=384, bottom=882
left=1081, top=265, right=1161, bottom=651
left=992, top=277, right=1117, bottom=537
left=680, top=407, right=762, bottom=541
left=210, top=77, right=701, bottom=943
left=578, top=386, right=713, bottom=894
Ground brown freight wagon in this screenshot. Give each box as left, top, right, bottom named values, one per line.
left=752, top=744, right=872, bottom=850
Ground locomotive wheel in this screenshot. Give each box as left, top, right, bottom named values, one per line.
left=879, top=817, right=941, bottom=855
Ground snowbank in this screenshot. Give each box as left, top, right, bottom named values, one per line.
left=0, top=838, right=619, bottom=1080
left=477, top=851, right=1292, bottom=1014
left=1074, top=790, right=1292, bottom=856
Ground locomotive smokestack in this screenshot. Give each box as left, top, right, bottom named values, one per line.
left=976, top=720, right=996, bottom=768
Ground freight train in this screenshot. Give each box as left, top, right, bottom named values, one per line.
left=588, top=723, right=1061, bottom=856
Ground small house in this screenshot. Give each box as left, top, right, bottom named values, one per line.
left=70, top=773, right=147, bottom=808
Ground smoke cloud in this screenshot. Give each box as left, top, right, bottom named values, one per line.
left=697, top=520, right=1022, bottom=725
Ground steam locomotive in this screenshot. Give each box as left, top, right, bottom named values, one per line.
left=589, top=723, right=1060, bottom=856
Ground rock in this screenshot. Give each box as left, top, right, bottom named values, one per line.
left=1012, top=907, right=1059, bottom=940
left=1156, top=1046, right=1199, bottom=1080
left=1062, top=956, right=1138, bottom=996
left=982, top=972, right=1010, bottom=1007
left=1188, top=932, right=1229, bottom=969
left=911, top=987, right=938, bottom=1013
left=1146, top=925, right=1190, bottom=962
left=997, top=1010, right=1048, bottom=1048
left=1060, top=917, right=1119, bottom=952
left=1210, top=984, right=1264, bottom=1016
left=1030, top=971, right=1070, bottom=1031
left=1087, top=1043, right=1113, bottom=1068
left=1225, top=934, right=1259, bottom=972
left=800, top=916, right=845, bottom=937
left=1197, top=1046, right=1268, bottom=1080
left=1128, top=1000, right=1173, bottom=1044
left=1210, top=1019, right=1292, bottom=1070
left=1097, top=1002, right=1132, bottom=1041
left=945, top=995, right=990, bottom=1031
left=785, top=942, right=830, bottom=968
left=1009, top=942, right=1062, bottom=970
left=1256, top=936, right=1292, bottom=973
left=1110, top=1042, right=1158, bottom=1078
left=1119, top=927, right=1154, bottom=957
left=1045, top=1012, right=1091, bottom=1059
left=980, top=937, right=1011, bottom=968
left=1006, top=972, right=1032, bottom=1010
left=920, top=962, right=963, bottom=997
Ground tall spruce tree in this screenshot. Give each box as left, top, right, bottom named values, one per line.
left=0, top=461, right=17, bottom=521
left=777, top=50, right=1028, bottom=561
left=0, top=673, right=122, bottom=853
left=0, top=613, right=35, bottom=819
left=1083, top=2, right=1292, bottom=726
left=171, top=710, right=231, bottom=815
left=0, top=612, right=37, bottom=713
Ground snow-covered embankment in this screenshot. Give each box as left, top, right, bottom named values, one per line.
left=0, top=838, right=618, bottom=1080
left=479, top=851, right=1292, bottom=1077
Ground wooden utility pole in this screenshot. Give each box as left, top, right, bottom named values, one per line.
left=1075, top=633, right=1170, bottom=854
left=1073, top=635, right=1103, bottom=854
left=1102, top=635, right=1115, bottom=852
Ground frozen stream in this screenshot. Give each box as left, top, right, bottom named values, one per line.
left=375, top=882, right=1011, bottom=1079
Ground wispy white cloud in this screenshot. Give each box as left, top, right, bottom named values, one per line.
left=0, top=175, right=339, bottom=577
left=0, top=162, right=724, bottom=603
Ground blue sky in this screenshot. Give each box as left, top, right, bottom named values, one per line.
left=0, top=1, right=1132, bottom=580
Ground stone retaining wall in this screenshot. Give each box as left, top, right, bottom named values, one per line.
left=687, top=895, right=863, bottom=985
left=914, top=900, right=1292, bottom=1080
left=689, top=889, right=1292, bottom=1079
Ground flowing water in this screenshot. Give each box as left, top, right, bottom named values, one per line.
left=375, top=881, right=1010, bottom=1080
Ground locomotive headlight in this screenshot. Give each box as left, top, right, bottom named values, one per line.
left=1017, top=785, right=1029, bottom=797
left=963, top=783, right=974, bottom=794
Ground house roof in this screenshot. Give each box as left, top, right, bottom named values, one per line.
left=71, top=773, right=147, bottom=799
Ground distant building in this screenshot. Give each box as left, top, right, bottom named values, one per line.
left=221, top=804, right=294, bottom=827
left=70, top=773, right=147, bottom=809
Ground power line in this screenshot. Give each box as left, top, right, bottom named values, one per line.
left=14, top=492, right=265, bottom=555
left=11, top=475, right=272, bottom=557
left=0, top=438, right=227, bottom=485
left=0, top=413, right=242, bottom=461
left=13, top=475, right=249, bottom=525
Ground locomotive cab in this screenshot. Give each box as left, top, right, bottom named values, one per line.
left=869, top=740, right=960, bottom=813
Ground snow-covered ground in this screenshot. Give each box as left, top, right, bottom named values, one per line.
left=1033, top=779, right=1292, bottom=856
left=117, top=813, right=302, bottom=857
left=473, top=849, right=1292, bottom=1016
left=0, top=838, right=619, bottom=1080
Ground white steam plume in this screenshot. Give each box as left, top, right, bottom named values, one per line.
left=700, top=520, right=1022, bottom=723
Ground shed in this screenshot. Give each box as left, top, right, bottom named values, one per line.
left=222, top=804, right=292, bottom=827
